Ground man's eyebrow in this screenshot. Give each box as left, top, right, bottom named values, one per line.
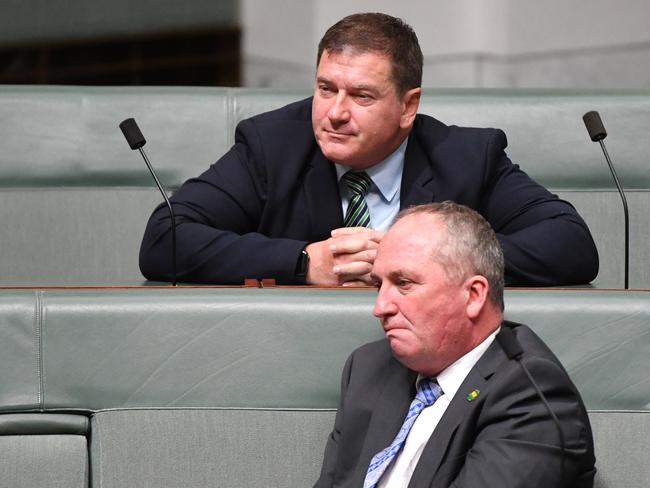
left=349, top=83, right=380, bottom=93
left=371, top=270, right=408, bottom=284
left=387, top=270, right=405, bottom=280
left=315, top=77, right=379, bottom=93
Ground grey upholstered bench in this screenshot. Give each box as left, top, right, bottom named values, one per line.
left=1, top=86, right=650, bottom=287
left=0, top=287, right=649, bottom=487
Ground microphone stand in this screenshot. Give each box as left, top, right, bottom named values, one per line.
left=138, top=147, right=177, bottom=287
left=583, top=111, right=629, bottom=289
left=119, top=118, right=177, bottom=286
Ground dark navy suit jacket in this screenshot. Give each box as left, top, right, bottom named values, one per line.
left=139, top=97, right=598, bottom=285
left=313, top=322, right=596, bottom=488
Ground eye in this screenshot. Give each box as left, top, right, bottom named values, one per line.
left=396, top=278, right=414, bottom=292
left=318, top=84, right=335, bottom=97
left=354, top=93, right=374, bottom=105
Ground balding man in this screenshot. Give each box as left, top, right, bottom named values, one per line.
left=314, top=202, right=595, bottom=488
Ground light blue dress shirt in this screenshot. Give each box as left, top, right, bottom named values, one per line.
left=335, top=138, right=407, bottom=231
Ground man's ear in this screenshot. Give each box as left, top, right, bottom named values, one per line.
left=400, top=87, right=421, bottom=129
left=465, top=275, right=489, bottom=320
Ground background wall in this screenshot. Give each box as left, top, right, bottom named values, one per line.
left=1, top=0, right=649, bottom=88
left=242, top=0, right=650, bottom=89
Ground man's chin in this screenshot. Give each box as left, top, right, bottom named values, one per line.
left=319, top=144, right=354, bottom=165
left=320, top=146, right=375, bottom=170
left=387, top=334, right=415, bottom=360
left=388, top=343, right=431, bottom=374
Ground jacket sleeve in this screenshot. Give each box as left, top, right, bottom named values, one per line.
left=480, top=129, right=599, bottom=286
left=138, top=117, right=308, bottom=285
left=313, top=353, right=354, bottom=488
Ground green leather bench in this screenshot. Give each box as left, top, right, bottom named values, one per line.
left=1, top=86, right=650, bottom=287
left=0, top=287, right=649, bottom=487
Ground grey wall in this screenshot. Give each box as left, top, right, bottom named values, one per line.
left=242, top=0, right=650, bottom=89
left=4, top=1, right=648, bottom=89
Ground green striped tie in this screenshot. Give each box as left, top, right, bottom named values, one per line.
left=342, top=171, right=372, bottom=228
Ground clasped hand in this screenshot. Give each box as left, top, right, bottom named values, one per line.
left=305, top=227, right=384, bottom=286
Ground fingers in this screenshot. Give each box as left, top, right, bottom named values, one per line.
left=333, top=259, right=373, bottom=278
left=332, top=256, right=377, bottom=286
left=342, top=280, right=372, bottom=287
left=305, top=228, right=385, bottom=286
left=329, top=230, right=384, bottom=255
left=330, top=238, right=374, bottom=255
left=331, top=227, right=384, bottom=243
left=331, top=226, right=371, bottom=236
left=328, top=228, right=382, bottom=284
left=332, top=248, right=377, bottom=266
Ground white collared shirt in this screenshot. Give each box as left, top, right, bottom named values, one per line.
left=334, top=138, right=407, bottom=231
left=378, top=327, right=501, bottom=488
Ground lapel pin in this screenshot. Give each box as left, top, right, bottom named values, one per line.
left=466, top=389, right=480, bottom=402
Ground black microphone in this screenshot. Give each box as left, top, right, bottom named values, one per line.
left=497, top=325, right=566, bottom=483
left=582, top=110, right=629, bottom=289
left=495, top=324, right=523, bottom=360
left=119, top=118, right=177, bottom=286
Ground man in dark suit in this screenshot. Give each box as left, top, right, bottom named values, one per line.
left=314, top=202, right=595, bottom=488
left=139, top=13, right=598, bottom=286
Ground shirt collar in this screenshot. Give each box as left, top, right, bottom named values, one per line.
left=334, top=138, right=407, bottom=203
left=418, top=326, right=501, bottom=400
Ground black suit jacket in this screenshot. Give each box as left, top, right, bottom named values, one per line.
left=139, top=97, right=598, bottom=285
left=314, top=322, right=596, bottom=488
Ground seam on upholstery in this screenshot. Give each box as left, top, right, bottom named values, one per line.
left=33, top=290, right=44, bottom=410
left=93, top=406, right=338, bottom=413
left=227, top=87, right=235, bottom=144
left=90, top=414, right=102, bottom=488
left=587, top=409, right=650, bottom=414
left=85, top=431, right=92, bottom=488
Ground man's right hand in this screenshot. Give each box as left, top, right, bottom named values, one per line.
left=305, top=227, right=384, bottom=286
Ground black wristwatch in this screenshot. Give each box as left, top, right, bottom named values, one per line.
left=295, top=248, right=310, bottom=280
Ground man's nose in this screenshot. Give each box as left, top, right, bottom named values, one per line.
left=373, top=285, right=397, bottom=318
left=328, top=93, right=351, bottom=124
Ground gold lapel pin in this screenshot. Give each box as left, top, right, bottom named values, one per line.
left=466, top=389, right=480, bottom=402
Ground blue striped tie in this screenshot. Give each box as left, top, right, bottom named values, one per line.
left=342, top=171, right=373, bottom=228
left=363, top=378, right=443, bottom=488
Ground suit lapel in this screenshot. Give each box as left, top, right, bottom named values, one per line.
left=407, top=369, right=488, bottom=488
left=352, top=364, right=418, bottom=487
left=408, top=336, right=508, bottom=488
left=400, top=132, right=436, bottom=209
left=303, top=151, right=343, bottom=239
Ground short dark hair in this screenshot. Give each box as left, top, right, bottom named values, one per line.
left=396, top=202, right=505, bottom=311
left=317, top=12, right=423, bottom=95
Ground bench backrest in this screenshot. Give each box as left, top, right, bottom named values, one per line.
left=1, top=287, right=649, bottom=487
left=1, top=86, right=650, bottom=287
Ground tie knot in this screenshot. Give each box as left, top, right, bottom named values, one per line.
left=415, top=378, right=442, bottom=407
left=342, top=170, right=372, bottom=196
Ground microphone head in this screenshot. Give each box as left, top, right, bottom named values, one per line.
left=582, top=111, right=607, bottom=142
left=496, top=326, right=523, bottom=360
left=119, top=118, right=146, bottom=149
